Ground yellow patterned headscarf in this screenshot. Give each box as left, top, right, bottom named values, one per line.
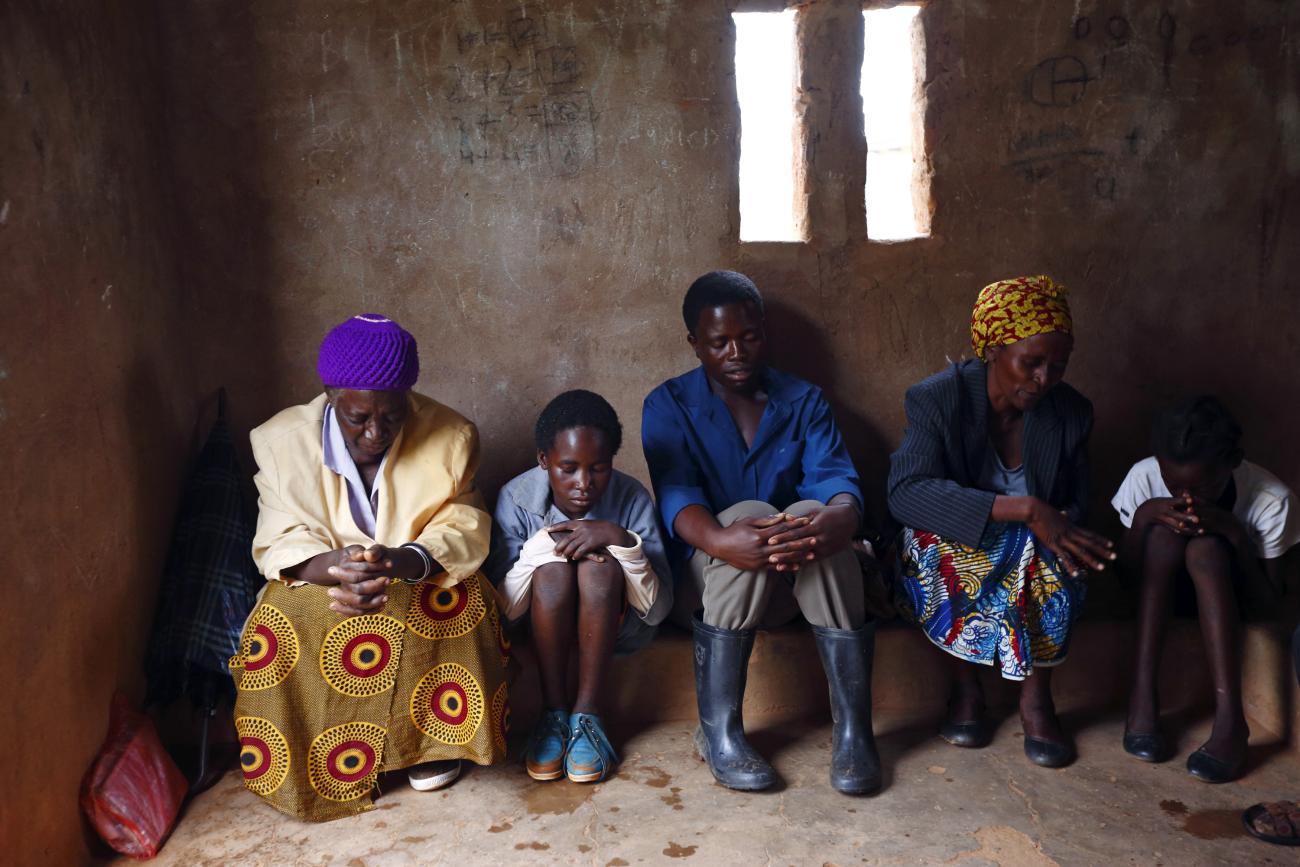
left=970, top=275, right=1073, bottom=360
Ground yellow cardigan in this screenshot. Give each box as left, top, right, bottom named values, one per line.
left=250, top=392, right=490, bottom=589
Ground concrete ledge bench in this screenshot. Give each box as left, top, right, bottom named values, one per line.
left=506, top=619, right=1298, bottom=750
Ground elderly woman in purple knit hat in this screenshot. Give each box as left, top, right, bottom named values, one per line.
left=229, top=314, right=510, bottom=822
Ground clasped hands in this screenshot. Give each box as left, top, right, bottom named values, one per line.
left=712, top=503, right=858, bottom=572
left=310, top=544, right=425, bottom=616
left=1134, top=494, right=1243, bottom=544
left=545, top=519, right=634, bottom=563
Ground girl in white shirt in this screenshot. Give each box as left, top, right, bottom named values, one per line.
left=1113, top=396, right=1298, bottom=783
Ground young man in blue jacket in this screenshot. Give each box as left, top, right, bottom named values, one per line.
left=641, top=270, right=879, bottom=795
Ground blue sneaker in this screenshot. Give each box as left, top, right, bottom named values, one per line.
left=565, top=712, right=619, bottom=783
left=526, top=708, right=570, bottom=781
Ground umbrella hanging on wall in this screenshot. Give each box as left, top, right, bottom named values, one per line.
left=144, top=388, right=262, bottom=793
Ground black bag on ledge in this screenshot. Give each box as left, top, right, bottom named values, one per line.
left=144, top=389, right=262, bottom=792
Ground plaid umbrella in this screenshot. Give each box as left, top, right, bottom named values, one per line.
left=146, top=391, right=262, bottom=708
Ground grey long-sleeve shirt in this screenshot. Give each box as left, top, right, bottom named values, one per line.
left=483, top=466, right=674, bottom=628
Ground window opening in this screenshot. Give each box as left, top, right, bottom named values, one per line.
left=862, top=5, right=929, bottom=241
left=733, top=10, right=801, bottom=242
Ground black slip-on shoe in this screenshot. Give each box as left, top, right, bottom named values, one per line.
left=1024, top=735, right=1075, bottom=768
left=1122, top=730, right=1172, bottom=763
left=1187, top=746, right=1245, bottom=784
left=939, top=719, right=992, bottom=749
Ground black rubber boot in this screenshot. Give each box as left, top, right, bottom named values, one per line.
left=813, top=622, right=883, bottom=795
left=692, top=614, right=776, bottom=791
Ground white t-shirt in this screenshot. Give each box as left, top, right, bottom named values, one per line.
left=1111, top=456, right=1300, bottom=559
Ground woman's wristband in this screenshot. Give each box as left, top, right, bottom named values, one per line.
left=399, top=543, right=433, bottom=584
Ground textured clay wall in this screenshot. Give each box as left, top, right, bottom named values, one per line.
left=4, top=0, right=1298, bottom=862
left=0, top=2, right=194, bottom=864
left=162, top=1, right=1300, bottom=595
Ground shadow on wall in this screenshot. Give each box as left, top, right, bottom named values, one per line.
left=78, top=354, right=194, bottom=863
left=157, top=0, right=284, bottom=466
left=765, top=299, right=894, bottom=530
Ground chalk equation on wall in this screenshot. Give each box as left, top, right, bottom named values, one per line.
left=1024, top=56, right=1094, bottom=108
left=1006, top=5, right=1296, bottom=203
left=442, top=3, right=598, bottom=177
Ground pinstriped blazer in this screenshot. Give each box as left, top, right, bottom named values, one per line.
left=886, top=359, right=1093, bottom=548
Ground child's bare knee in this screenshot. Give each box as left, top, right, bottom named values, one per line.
left=533, top=561, right=577, bottom=602
left=1185, top=534, right=1233, bottom=574
left=577, top=556, right=622, bottom=585
left=1144, top=524, right=1190, bottom=561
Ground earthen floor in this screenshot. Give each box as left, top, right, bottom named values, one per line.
left=142, top=713, right=1300, bottom=866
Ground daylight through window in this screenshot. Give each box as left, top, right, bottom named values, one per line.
left=733, top=10, right=800, bottom=242
left=862, top=5, right=929, bottom=241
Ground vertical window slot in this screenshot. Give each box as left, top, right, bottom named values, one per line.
left=863, top=5, right=929, bottom=241
left=734, top=10, right=801, bottom=242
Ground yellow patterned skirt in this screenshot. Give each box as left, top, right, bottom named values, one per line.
left=229, top=572, right=511, bottom=821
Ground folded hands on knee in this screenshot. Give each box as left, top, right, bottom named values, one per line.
left=1133, top=495, right=1247, bottom=549
left=764, top=502, right=859, bottom=570
left=705, top=503, right=857, bottom=573
left=547, top=520, right=634, bottom=564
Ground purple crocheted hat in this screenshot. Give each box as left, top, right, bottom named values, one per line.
left=317, top=314, right=419, bottom=390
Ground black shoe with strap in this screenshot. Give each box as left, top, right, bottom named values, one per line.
left=691, top=614, right=776, bottom=791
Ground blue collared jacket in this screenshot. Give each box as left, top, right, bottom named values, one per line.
left=641, top=366, right=862, bottom=571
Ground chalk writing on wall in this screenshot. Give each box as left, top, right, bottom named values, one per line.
left=1006, top=6, right=1295, bottom=203
left=443, top=4, right=598, bottom=177
left=1024, top=56, right=1094, bottom=107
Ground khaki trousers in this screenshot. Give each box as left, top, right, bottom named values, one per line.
left=670, top=500, right=865, bottom=631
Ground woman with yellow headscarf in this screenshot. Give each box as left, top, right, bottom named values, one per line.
left=887, top=276, right=1115, bottom=769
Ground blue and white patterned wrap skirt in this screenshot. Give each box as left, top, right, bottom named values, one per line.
left=896, top=522, right=1085, bottom=681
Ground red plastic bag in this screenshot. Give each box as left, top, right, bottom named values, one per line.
left=80, top=692, right=189, bottom=859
